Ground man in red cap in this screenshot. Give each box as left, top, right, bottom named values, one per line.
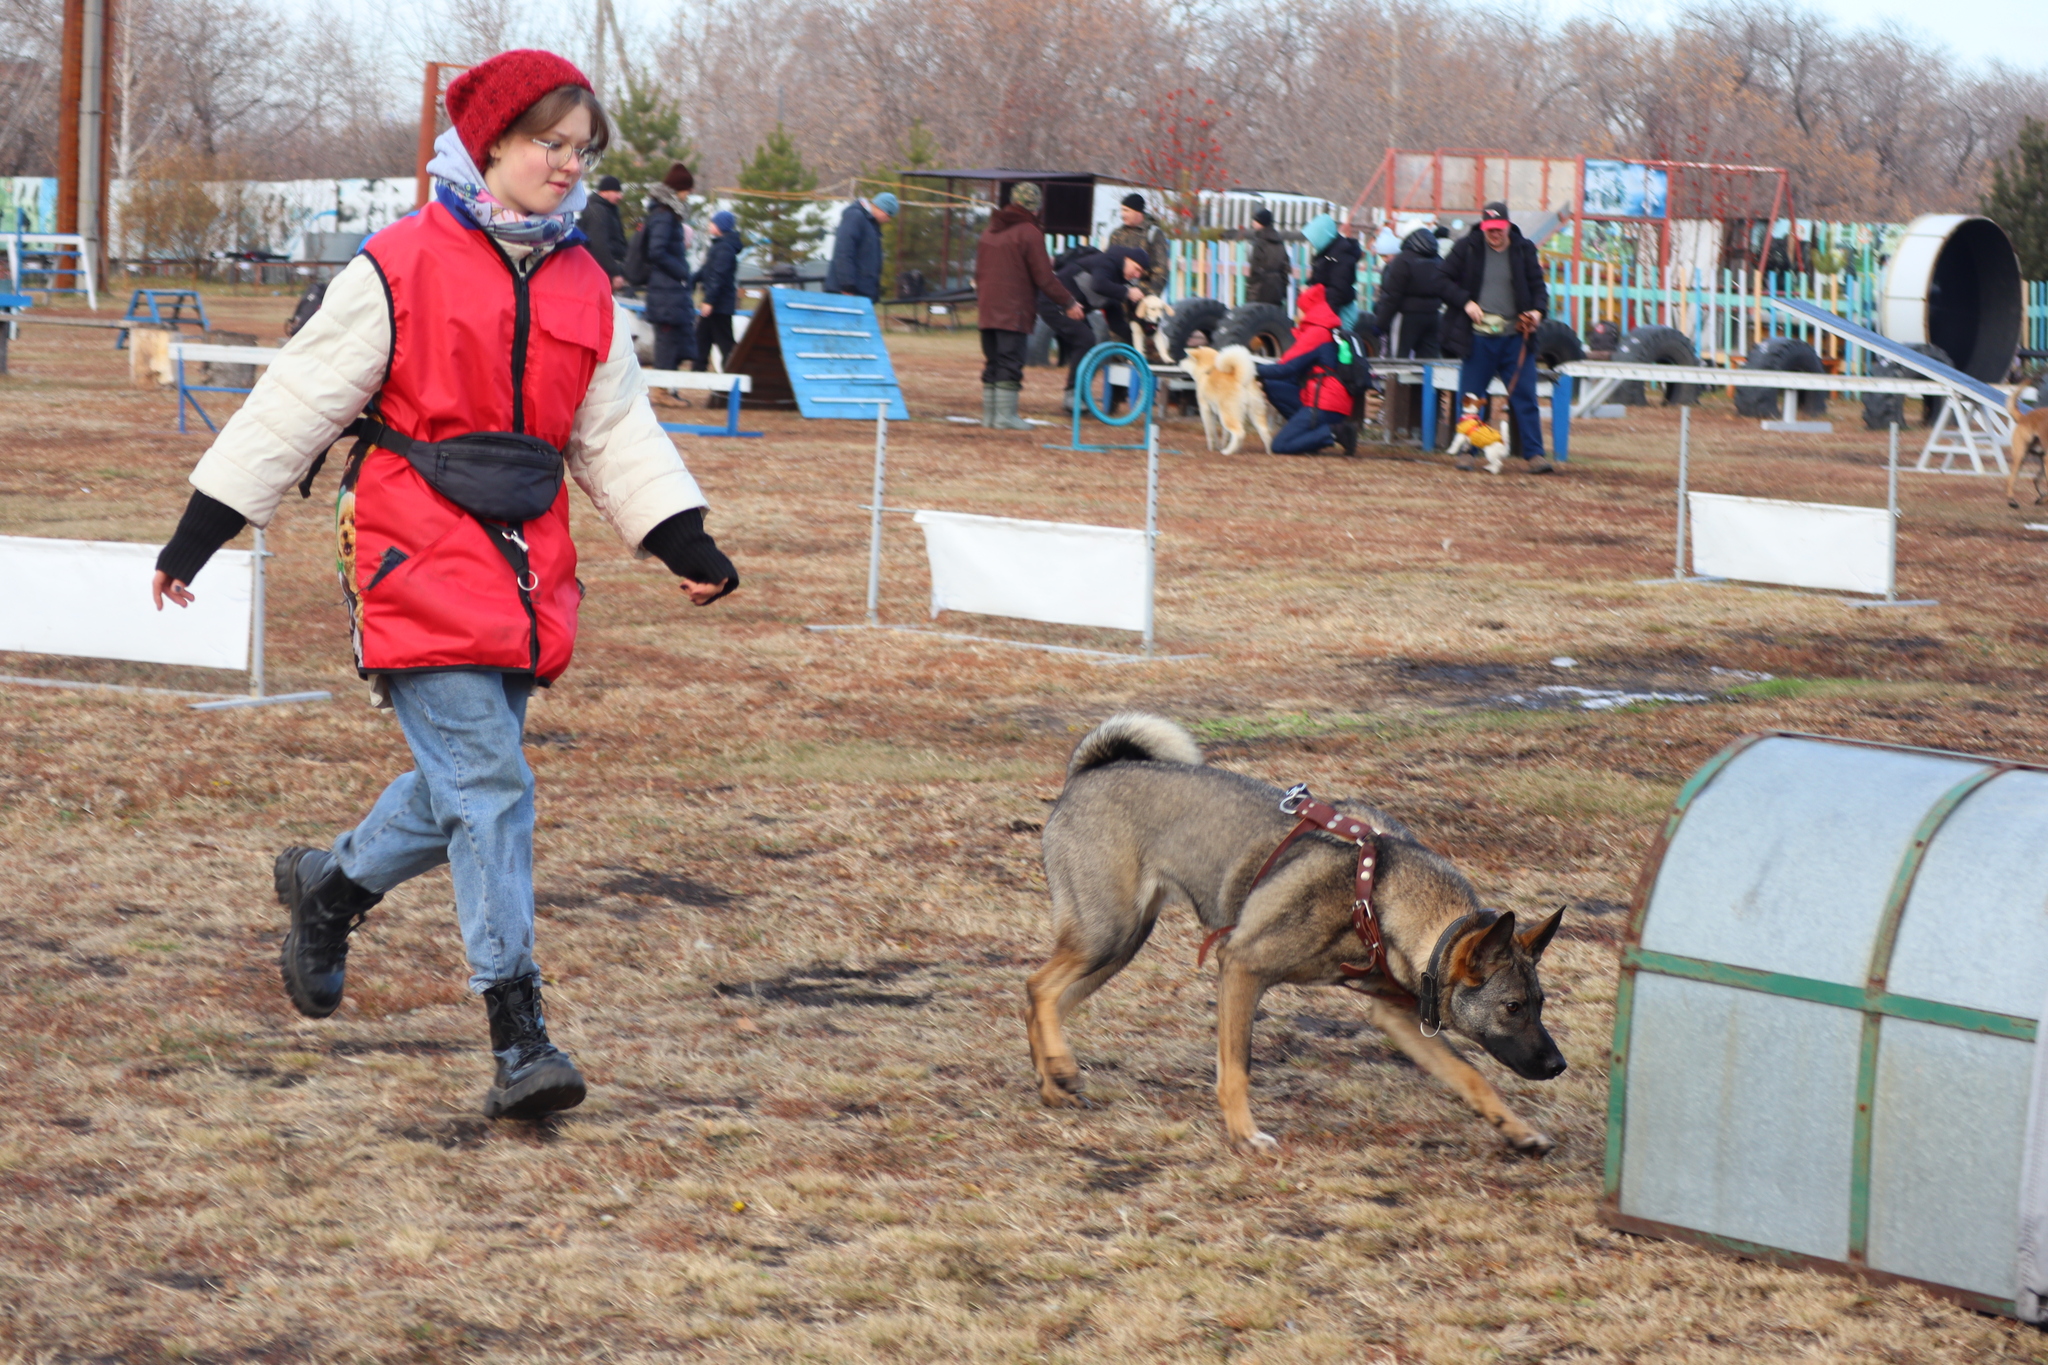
left=1440, top=200, right=1554, bottom=473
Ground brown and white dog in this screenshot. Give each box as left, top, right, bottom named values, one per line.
left=2005, top=384, right=2048, bottom=508
left=1182, top=345, right=1276, bottom=455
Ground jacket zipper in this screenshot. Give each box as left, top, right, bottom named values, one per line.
left=482, top=235, right=559, bottom=671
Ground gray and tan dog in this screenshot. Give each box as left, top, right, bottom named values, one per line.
left=1024, top=714, right=1567, bottom=1155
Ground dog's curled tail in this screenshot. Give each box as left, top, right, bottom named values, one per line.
left=1066, top=712, right=1205, bottom=777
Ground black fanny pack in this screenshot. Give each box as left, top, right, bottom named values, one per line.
left=343, top=416, right=563, bottom=524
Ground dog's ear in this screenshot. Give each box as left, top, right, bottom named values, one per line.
left=1518, top=906, right=1565, bottom=962
left=1452, top=912, right=1518, bottom=984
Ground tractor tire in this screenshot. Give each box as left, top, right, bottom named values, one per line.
left=1532, top=319, right=1584, bottom=368
left=1213, top=302, right=1294, bottom=359
left=1160, top=297, right=1230, bottom=362
left=1863, top=342, right=1954, bottom=430
left=1026, top=318, right=1055, bottom=368
left=1612, top=326, right=1702, bottom=406
left=1735, top=337, right=1827, bottom=418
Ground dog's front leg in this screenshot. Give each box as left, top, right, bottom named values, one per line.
left=1215, top=959, right=1277, bottom=1153
left=1357, top=996, right=1555, bottom=1155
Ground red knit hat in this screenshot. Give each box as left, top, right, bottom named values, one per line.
left=445, top=50, right=593, bottom=166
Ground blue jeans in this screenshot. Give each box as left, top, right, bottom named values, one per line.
left=1273, top=405, right=1341, bottom=454
left=331, top=670, right=538, bottom=993
left=1459, top=331, right=1543, bottom=459
left=1263, top=379, right=1302, bottom=420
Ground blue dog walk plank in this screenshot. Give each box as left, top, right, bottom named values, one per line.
left=1768, top=297, right=2006, bottom=408
left=768, top=287, right=908, bottom=421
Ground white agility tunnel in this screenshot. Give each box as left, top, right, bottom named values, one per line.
left=1607, top=732, right=2048, bottom=1319
left=913, top=511, right=1151, bottom=634
left=1687, top=492, right=1894, bottom=597
left=0, top=535, right=253, bottom=670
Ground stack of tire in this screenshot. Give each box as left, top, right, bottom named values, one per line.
left=1611, top=326, right=1702, bottom=406
left=1861, top=342, right=1953, bottom=431
left=1733, top=337, right=1828, bottom=419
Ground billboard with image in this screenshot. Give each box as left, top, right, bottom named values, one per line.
left=1583, top=161, right=1669, bottom=219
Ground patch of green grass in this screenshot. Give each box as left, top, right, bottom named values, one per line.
left=1728, top=677, right=1829, bottom=700
left=1188, top=712, right=1384, bottom=743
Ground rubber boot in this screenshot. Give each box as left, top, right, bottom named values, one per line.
left=481, top=975, right=587, bottom=1120
left=1061, top=386, right=1077, bottom=416
left=981, top=383, right=997, bottom=427
left=275, top=845, right=383, bottom=1019
left=990, top=382, right=1032, bottom=430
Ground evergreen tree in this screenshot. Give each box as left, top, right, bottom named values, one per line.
left=598, top=76, right=695, bottom=233
left=869, top=119, right=965, bottom=292
left=1984, top=119, right=2048, bottom=281
left=736, top=124, right=823, bottom=266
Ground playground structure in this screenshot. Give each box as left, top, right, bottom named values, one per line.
left=1610, top=731, right=2048, bottom=1321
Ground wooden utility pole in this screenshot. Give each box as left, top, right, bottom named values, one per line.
left=56, top=0, right=115, bottom=287
left=414, top=62, right=469, bottom=208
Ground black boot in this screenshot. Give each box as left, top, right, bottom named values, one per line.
left=275, top=846, right=382, bottom=1019
left=481, top=976, right=586, bottom=1120
left=1335, top=421, right=1359, bottom=457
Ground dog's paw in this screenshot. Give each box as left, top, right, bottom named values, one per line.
left=1229, top=1130, right=1279, bottom=1155
left=1507, top=1127, right=1556, bottom=1157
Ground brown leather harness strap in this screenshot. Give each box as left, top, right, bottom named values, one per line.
left=1199, top=783, right=1391, bottom=981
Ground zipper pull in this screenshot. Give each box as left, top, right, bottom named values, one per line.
left=500, top=526, right=529, bottom=552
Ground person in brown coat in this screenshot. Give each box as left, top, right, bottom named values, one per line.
left=974, top=181, right=1079, bottom=430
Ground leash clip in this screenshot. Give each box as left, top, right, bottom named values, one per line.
left=1278, top=783, right=1311, bottom=815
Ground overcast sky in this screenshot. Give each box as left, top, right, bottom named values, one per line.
left=1532, top=0, right=2048, bottom=70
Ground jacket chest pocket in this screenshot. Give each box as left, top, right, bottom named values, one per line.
left=533, top=295, right=607, bottom=359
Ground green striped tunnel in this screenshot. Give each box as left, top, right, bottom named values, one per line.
left=1605, top=731, right=2048, bottom=1319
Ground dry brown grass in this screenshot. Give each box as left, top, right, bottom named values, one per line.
left=4, top=298, right=2048, bottom=1361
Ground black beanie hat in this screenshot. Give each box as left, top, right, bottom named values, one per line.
left=1252, top=208, right=1274, bottom=227
left=1121, top=193, right=1146, bottom=211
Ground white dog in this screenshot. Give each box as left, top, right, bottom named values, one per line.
left=1135, top=294, right=1176, bottom=363
left=1182, top=345, right=1276, bottom=455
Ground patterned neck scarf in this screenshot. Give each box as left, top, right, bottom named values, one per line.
left=423, top=127, right=586, bottom=248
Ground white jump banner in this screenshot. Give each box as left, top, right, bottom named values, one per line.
left=1688, top=492, right=1894, bottom=597
left=913, top=510, right=1151, bottom=633
left=0, top=535, right=253, bottom=670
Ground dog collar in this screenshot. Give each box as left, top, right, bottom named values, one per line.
left=1417, top=909, right=1499, bottom=1038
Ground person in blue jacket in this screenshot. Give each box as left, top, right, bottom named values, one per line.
left=824, top=192, right=896, bottom=300
left=694, top=210, right=742, bottom=371
left=643, top=161, right=698, bottom=375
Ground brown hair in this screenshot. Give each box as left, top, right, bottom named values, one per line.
left=487, top=85, right=611, bottom=167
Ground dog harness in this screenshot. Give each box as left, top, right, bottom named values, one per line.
left=1198, top=784, right=1389, bottom=979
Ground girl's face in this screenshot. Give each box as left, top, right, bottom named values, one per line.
left=484, top=104, right=594, bottom=217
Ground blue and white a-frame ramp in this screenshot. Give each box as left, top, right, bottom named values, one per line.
left=724, top=287, right=909, bottom=421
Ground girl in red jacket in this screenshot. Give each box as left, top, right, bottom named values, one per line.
left=149, top=51, right=736, bottom=1121
left=1255, top=284, right=1359, bottom=456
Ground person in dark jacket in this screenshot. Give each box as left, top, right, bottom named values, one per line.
left=693, top=210, right=741, bottom=372
left=1439, top=200, right=1552, bottom=472
left=1303, top=212, right=1364, bottom=320
left=580, top=174, right=629, bottom=285
left=642, top=162, right=697, bottom=377
left=1371, top=227, right=1451, bottom=358
left=1046, top=244, right=1149, bottom=411
left=975, top=181, right=1079, bottom=429
left=824, top=192, right=896, bottom=300
left=1246, top=207, right=1290, bottom=306
left=1256, top=284, right=1358, bottom=456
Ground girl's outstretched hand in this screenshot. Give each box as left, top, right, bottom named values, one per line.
left=151, top=570, right=194, bottom=610
left=679, top=577, right=732, bottom=606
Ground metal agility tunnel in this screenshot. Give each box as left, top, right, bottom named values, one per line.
left=1604, top=731, right=2048, bottom=1319
left=1881, top=214, right=2024, bottom=383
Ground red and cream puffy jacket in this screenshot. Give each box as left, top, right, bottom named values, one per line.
left=186, top=193, right=706, bottom=694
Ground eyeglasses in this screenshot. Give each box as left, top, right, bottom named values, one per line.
left=530, top=137, right=602, bottom=172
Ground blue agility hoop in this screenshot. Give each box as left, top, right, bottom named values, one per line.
left=1053, top=341, right=1154, bottom=452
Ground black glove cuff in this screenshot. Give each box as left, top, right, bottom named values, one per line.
left=642, top=508, right=738, bottom=599
left=155, top=490, right=249, bottom=585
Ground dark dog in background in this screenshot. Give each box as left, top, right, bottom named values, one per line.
left=1024, top=713, right=1567, bottom=1155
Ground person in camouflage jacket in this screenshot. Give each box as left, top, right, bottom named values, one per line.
left=1107, top=193, right=1170, bottom=296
